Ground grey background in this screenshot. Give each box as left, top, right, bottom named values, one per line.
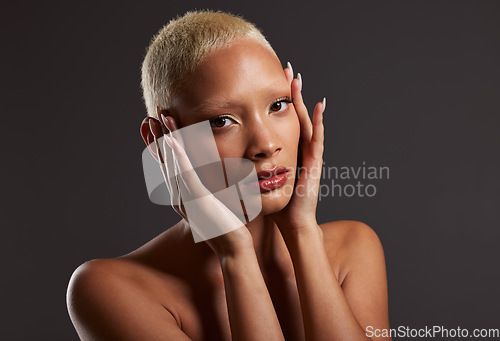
left=2, top=0, right=499, bottom=339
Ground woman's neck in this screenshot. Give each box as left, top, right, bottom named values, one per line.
left=246, top=215, right=287, bottom=269
left=178, top=214, right=292, bottom=278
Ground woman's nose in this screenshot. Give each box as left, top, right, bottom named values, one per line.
left=246, top=124, right=282, bottom=161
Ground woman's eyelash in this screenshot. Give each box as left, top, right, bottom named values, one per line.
left=209, top=114, right=234, bottom=128
left=274, top=96, right=293, bottom=104
left=270, top=96, right=293, bottom=112
left=209, top=97, right=292, bottom=128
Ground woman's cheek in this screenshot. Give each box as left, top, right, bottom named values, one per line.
left=214, top=134, right=246, bottom=159
left=281, top=109, right=300, bottom=149
left=214, top=140, right=234, bottom=159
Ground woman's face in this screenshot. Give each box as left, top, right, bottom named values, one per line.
left=170, top=39, right=300, bottom=215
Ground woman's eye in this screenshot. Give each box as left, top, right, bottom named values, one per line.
left=270, top=99, right=291, bottom=113
left=210, top=116, right=234, bottom=128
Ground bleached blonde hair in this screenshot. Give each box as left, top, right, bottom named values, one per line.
left=141, top=10, right=276, bottom=118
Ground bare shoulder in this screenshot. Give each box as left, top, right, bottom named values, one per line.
left=66, top=258, right=189, bottom=340
left=319, top=220, right=386, bottom=283
left=319, top=220, right=390, bottom=337
left=320, top=220, right=383, bottom=253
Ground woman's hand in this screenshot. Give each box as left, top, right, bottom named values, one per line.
left=271, top=63, right=326, bottom=235
left=146, top=115, right=254, bottom=257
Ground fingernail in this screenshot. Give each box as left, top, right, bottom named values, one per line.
left=297, top=73, right=302, bottom=91
left=160, top=114, right=171, bottom=133
left=165, top=116, right=175, bottom=132
left=287, top=61, right=294, bottom=77
left=149, top=118, right=162, bottom=138
left=323, top=97, right=326, bottom=108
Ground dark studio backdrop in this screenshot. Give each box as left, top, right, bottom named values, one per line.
left=2, top=0, right=499, bottom=339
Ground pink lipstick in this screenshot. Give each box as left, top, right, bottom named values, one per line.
left=256, top=166, right=288, bottom=193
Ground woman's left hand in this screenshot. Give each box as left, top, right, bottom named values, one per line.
left=271, top=63, right=326, bottom=235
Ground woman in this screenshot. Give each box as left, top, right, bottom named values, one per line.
left=67, top=10, right=390, bottom=341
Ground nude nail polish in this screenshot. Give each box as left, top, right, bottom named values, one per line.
left=160, top=114, right=171, bottom=133
left=149, top=118, right=162, bottom=138
left=287, top=61, right=294, bottom=77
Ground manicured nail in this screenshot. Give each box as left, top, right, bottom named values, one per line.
left=323, top=97, right=327, bottom=108
left=287, top=61, right=294, bottom=78
left=160, top=114, right=171, bottom=133
left=149, top=118, right=162, bottom=138
left=297, top=73, right=303, bottom=91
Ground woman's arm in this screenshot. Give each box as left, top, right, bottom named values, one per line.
left=281, top=222, right=390, bottom=341
left=218, top=246, right=285, bottom=341
left=273, top=65, right=390, bottom=340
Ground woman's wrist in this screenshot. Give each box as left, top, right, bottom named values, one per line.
left=280, top=221, right=324, bottom=246
left=203, top=225, right=255, bottom=259
left=218, top=247, right=261, bottom=281
left=214, top=240, right=257, bottom=263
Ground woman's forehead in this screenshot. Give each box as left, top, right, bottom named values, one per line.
left=176, top=40, right=288, bottom=109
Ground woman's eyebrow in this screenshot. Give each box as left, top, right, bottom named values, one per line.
left=191, top=98, right=234, bottom=113
left=191, top=84, right=290, bottom=114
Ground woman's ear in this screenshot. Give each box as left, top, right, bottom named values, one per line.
left=140, top=117, right=160, bottom=163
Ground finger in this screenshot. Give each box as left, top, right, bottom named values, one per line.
left=178, top=193, right=188, bottom=221
left=161, top=113, right=197, bottom=221
left=172, top=182, right=187, bottom=221
left=166, top=135, right=210, bottom=199
left=292, top=73, right=313, bottom=142
left=170, top=163, right=187, bottom=220
left=310, top=97, right=326, bottom=170
left=163, top=115, right=191, bottom=194
left=170, top=141, right=198, bottom=222
left=142, top=117, right=160, bottom=163
left=164, top=115, right=192, bottom=162
left=157, top=115, right=174, bottom=193
left=149, top=119, right=166, bottom=166
left=165, top=143, right=188, bottom=221
left=163, top=136, right=180, bottom=202
left=149, top=117, right=163, bottom=139
left=148, top=117, right=166, bottom=165
left=148, top=118, right=173, bottom=193
left=159, top=113, right=190, bottom=219
left=284, top=61, right=294, bottom=84
left=170, top=144, right=187, bottom=220
left=158, top=114, right=188, bottom=214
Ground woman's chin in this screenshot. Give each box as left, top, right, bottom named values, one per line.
left=258, top=185, right=293, bottom=216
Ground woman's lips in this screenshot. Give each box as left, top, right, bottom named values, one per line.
left=256, top=166, right=288, bottom=193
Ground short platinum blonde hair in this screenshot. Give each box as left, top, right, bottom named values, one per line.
left=141, top=10, right=276, bottom=118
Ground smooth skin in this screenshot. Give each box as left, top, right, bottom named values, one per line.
left=67, top=39, right=391, bottom=341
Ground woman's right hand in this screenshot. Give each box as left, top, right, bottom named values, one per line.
left=145, top=115, right=254, bottom=258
